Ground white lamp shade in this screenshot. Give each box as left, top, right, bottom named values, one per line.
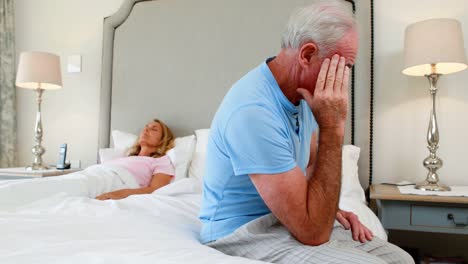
left=403, top=18, right=468, bottom=76
left=16, top=51, right=62, bottom=90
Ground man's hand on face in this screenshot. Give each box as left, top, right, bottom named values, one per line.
left=297, top=54, right=350, bottom=135
left=336, top=209, right=374, bottom=243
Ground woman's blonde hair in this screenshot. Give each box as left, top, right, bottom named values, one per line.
left=128, top=119, right=175, bottom=158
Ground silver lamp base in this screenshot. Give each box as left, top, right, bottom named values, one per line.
left=27, top=88, right=48, bottom=171
left=415, top=181, right=451, bottom=191
left=416, top=72, right=451, bottom=192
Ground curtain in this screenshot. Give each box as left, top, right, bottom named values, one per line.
left=0, top=0, right=16, bottom=167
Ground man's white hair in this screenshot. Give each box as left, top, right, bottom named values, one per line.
left=281, top=0, right=356, bottom=56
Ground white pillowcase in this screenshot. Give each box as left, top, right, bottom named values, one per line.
left=98, top=148, right=126, bottom=163
left=112, top=130, right=138, bottom=151
left=340, top=145, right=366, bottom=204
left=188, top=129, right=210, bottom=181
left=173, top=135, right=197, bottom=181
left=97, top=130, right=138, bottom=164
left=188, top=129, right=387, bottom=240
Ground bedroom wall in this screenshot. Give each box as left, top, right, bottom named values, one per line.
left=375, top=2, right=468, bottom=258
left=14, top=0, right=370, bottom=171
left=15, top=0, right=124, bottom=168
left=374, top=0, right=468, bottom=186
left=13, top=0, right=468, bottom=186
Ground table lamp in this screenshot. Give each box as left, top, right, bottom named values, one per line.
left=16, top=51, right=62, bottom=170
left=402, top=18, right=467, bottom=191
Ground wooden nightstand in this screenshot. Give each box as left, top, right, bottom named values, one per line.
left=370, top=184, right=468, bottom=235
left=0, top=167, right=81, bottom=180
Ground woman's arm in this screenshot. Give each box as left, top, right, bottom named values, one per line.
left=95, top=173, right=173, bottom=200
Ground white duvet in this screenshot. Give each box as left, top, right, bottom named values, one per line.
left=0, top=165, right=386, bottom=263
left=0, top=173, right=264, bottom=264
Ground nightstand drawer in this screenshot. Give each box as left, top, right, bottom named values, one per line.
left=411, top=205, right=468, bottom=229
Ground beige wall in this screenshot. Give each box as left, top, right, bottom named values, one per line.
left=374, top=0, right=468, bottom=186
left=14, top=0, right=468, bottom=187
left=375, top=0, right=468, bottom=258
left=15, top=0, right=124, bottom=168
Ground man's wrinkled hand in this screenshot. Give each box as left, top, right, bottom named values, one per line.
left=336, top=209, right=374, bottom=243
left=297, top=54, right=350, bottom=133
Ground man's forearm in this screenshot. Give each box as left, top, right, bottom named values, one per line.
left=305, top=129, right=344, bottom=243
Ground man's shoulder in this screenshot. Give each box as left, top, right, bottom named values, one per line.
left=214, top=68, right=279, bottom=122
left=213, top=102, right=274, bottom=132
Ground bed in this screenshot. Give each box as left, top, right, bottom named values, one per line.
left=0, top=0, right=379, bottom=263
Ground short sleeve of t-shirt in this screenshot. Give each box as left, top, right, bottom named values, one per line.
left=152, top=155, right=176, bottom=176
left=223, top=104, right=296, bottom=175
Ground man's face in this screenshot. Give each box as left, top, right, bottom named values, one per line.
left=299, top=29, right=359, bottom=95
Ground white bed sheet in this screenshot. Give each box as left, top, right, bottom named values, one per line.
left=0, top=164, right=139, bottom=211
left=0, top=178, right=264, bottom=264
left=0, top=166, right=386, bottom=263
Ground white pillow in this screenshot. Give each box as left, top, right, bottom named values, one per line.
left=98, top=148, right=126, bottom=163
left=112, top=130, right=138, bottom=151
left=188, top=129, right=387, bottom=240
left=188, top=129, right=210, bottom=181
left=340, top=145, right=366, bottom=204
left=173, top=135, right=197, bottom=181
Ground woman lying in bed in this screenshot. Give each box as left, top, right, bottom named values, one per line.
left=95, top=119, right=175, bottom=200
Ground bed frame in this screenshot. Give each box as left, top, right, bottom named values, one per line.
left=98, top=0, right=375, bottom=188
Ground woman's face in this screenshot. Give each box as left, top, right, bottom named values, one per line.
left=139, top=121, right=163, bottom=147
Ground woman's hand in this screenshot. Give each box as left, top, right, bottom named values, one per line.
left=336, top=209, right=374, bottom=243
left=95, top=189, right=132, bottom=200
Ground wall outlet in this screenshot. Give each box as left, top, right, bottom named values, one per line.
left=67, top=55, right=82, bottom=73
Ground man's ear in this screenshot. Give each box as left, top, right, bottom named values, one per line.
left=298, top=43, right=318, bottom=67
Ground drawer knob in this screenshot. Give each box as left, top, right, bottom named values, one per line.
left=447, top=213, right=468, bottom=227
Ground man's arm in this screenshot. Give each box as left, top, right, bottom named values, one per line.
left=250, top=55, right=349, bottom=246
left=306, top=131, right=318, bottom=178
left=250, top=128, right=343, bottom=245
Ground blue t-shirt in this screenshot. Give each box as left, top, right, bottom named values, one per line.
left=199, top=59, right=318, bottom=243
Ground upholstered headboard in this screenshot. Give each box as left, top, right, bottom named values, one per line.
left=98, top=0, right=373, bottom=188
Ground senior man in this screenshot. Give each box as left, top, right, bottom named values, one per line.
left=199, top=1, right=414, bottom=263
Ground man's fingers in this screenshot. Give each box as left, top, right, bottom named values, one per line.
left=340, top=210, right=373, bottom=243
left=364, top=226, right=374, bottom=241
left=325, top=54, right=340, bottom=93
left=359, top=227, right=367, bottom=243
left=350, top=222, right=359, bottom=241
left=341, top=66, right=350, bottom=97
left=348, top=214, right=360, bottom=241
left=336, top=212, right=350, bottom=229
left=334, top=57, right=346, bottom=92
left=297, top=88, right=313, bottom=104
left=315, top=58, right=330, bottom=92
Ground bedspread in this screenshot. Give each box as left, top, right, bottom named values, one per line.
left=0, top=178, right=265, bottom=263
